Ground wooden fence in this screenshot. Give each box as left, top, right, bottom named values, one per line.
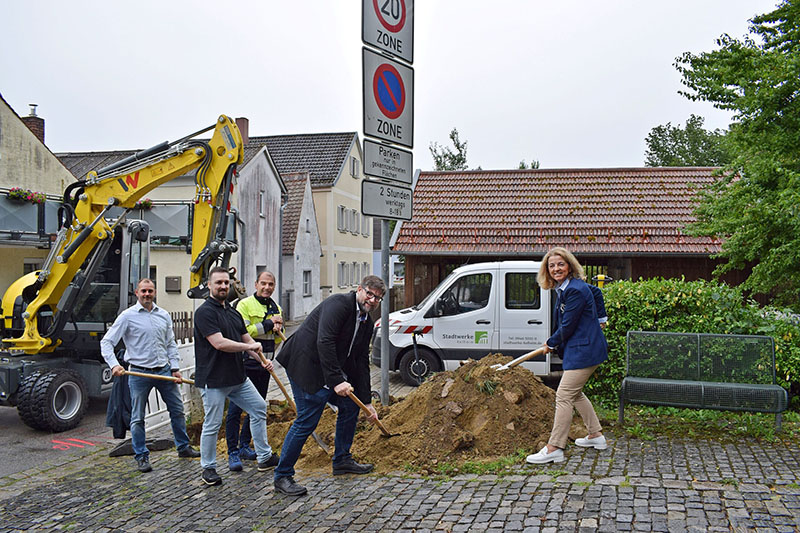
left=170, top=311, right=194, bottom=343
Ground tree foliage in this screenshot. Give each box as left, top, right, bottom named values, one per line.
left=429, top=128, right=469, bottom=171
left=518, top=159, right=540, bottom=169
left=644, top=114, right=731, bottom=166
left=674, top=0, right=800, bottom=310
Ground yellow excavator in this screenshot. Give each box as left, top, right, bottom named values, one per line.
left=0, top=115, right=243, bottom=431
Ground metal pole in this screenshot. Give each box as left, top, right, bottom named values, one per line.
left=380, top=218, right=391, bottom=405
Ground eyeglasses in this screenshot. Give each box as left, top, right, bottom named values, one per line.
left=363, top=289, right=384, bottom=302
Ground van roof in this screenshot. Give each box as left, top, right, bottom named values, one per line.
left=452, top=260, right=541, bottom=274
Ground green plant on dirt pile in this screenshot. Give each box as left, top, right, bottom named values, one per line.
left=476, top=379, right=498, bottom=395
left=585, top=277, right=800, bottom=409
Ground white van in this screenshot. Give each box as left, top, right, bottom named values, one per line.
left=372, top=261, right=559, bottom=386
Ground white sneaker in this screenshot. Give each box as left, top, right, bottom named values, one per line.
left=525, top=446, right=565, bottom=464
left=575, top=434, right=608, bottom=450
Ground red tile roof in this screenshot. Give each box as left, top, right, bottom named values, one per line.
left=393, top=167, right=723, bottom=256
left=281, top=172, right=310, bottom=255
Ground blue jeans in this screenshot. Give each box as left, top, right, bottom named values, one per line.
left=199, top=379, right=272, bottom=470
left=128, top=365, right=191, bottom=460
left=225, top=366, right=270, bottom=452
left=274, top=377, right=359, bottom=481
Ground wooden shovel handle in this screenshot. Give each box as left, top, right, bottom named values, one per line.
left=501, top=347, right=547, bottom=370
left=346, top=390, right=392, bottom=437
left=268, top=368, right=296, bottom=411
left=122, top=369, right=195, bottom=385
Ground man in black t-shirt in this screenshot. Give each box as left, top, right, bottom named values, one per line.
left=193, top=267, right=279, bottom=486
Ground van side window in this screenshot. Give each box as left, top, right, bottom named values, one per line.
left=440, top=273, right=492, bottom=316
left=505, top=273, right=541, bottom=309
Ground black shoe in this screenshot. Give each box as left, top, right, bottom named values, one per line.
left=136, top=456, right=152, bottom=473
left=332, top=459, right=374, bottom=475
left=201, top=468, right=223, bottom=486
left=178, top=446, right=201, bottom=458
left=274, top=476, right=307, bottom=496
left=257, top=453, right=280, bottom=471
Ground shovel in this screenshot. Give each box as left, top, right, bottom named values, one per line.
left=346, top=390, right=399, bottom=438
left=255, top=349, right=332, bottom=455
left=122, top=369, right=195, bottom=385
left=491, top=347, right=547, bottom=371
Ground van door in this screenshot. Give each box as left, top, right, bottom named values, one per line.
left=497, top=266, right=550, bottom=374
left=427, top=269, right=497, bottom=363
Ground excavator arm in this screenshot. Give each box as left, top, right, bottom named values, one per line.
left=2, top=115, right=244, bottom=353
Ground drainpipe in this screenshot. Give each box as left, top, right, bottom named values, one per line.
left=278, top=192, right=289, bottom=316
left=237, top=215, right=246, bottom=285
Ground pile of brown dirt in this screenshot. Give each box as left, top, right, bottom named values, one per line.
left=189, top=354, right=589, bottom=473
left=273, top=354, right=588, bottom=473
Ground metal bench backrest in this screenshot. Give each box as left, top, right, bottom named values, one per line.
left=625, top=331, right=776, bottom=385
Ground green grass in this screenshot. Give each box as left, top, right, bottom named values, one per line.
left=613, top=405, right=800, bottom=444
left=432, top=449, right=529, bottom=476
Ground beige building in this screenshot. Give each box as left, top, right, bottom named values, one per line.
left=0, top=97, right=75, bottom=293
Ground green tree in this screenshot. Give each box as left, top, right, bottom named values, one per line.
left=644, top=114, right=731, bottom=166
left=429, top=128, right=468, bottom=171
left=674, top=0, right=800, bottom=309
left=518, top=159, right=540, bottom=169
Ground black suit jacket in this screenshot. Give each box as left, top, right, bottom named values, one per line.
left=277, top=292, right=373, bottom=404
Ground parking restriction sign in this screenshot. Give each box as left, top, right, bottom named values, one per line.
left=363, top=47, right=414, bottom=148
left=362, top=0, right=413, bottom=63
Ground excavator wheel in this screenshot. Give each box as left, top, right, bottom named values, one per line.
left=26, top=369, right=89, bottom=432
left=17, top=370, right=48, bottom=430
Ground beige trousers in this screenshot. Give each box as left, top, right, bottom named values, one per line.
left=548, top=364, right=602, bottom=449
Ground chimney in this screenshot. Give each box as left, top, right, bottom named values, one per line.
left=21, top=104, right=45, bottom=144
left=235, top=117, right=249, bottom=146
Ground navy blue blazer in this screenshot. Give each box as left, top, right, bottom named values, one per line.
left=547, top=278, right=608, bottom=370
left=276, top=292, right=373, bottom=404
left=588, top=284, right=607, bottom=321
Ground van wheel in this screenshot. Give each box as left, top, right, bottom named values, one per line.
left=399, top=349, right=438, bottom=386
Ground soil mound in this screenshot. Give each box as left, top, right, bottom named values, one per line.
left=189, top=354, right=588, bottom=473
left=269, top=354, right=588, bottom=473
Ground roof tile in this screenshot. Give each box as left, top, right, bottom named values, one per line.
left=394, top=168, right=723, bottom=256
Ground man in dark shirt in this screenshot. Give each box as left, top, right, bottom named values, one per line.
left=194, top=267, right=279, bottom=486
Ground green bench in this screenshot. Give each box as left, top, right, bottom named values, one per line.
left=619, top=331, right=789, bottom=430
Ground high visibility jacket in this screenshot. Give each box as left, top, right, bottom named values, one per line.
left=235, top=295, right=284, bottom=350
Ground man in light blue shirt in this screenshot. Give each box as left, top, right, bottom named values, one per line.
left=101, top=278, right=199, bottom=473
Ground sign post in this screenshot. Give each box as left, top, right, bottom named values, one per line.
left=362, top=0, right=414, bottom=406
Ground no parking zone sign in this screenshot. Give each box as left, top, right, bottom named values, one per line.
left=363, top=47, right=414, bottom=148
left=362, top=0, right=413, bottom=63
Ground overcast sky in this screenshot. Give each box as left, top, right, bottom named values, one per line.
left=1, top=1, right=779, bottom=171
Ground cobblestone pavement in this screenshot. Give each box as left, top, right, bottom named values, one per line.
left=1, top=426, right=799, bottom=532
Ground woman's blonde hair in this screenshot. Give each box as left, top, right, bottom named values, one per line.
left=537, top=247, right=585, bottom=289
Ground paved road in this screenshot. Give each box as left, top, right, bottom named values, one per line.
left=0, top=395, right=112, bottom=479
left=1, top=426, right=798, bottom=532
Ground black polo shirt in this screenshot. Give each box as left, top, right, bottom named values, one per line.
left=194, top=297, right=248, bottom=388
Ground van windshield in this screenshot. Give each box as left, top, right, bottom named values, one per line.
left=413, top=270, right=459, bottom=310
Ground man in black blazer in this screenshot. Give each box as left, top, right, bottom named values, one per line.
left=273, top=275, right=386, bottom=496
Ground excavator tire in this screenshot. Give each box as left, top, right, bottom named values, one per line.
left=27, top=369, right=89, bottom=432
left=17, top=370, right=48, bottom=430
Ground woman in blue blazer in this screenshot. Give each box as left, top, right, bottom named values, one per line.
left=526, top=247, right=609, bottom=464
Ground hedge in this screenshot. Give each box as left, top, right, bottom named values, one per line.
left=585, top=277, right=800, bottom=409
